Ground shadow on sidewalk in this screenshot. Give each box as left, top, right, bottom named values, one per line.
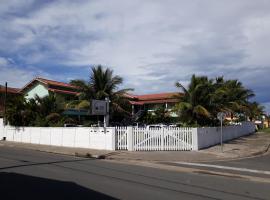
left=0, top=172, right=117, bottom=200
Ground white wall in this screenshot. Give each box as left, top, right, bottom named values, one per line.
left=2, top=125, right=116, bottom=150
left=1, top=118, right=256, bottom=151
left=194, top=122, right=255, bottom=150
left=25, top=83, right=49, bottom=100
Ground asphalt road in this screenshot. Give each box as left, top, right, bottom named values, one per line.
left=164, top=152, right=270, bottom=179
left=0, top=146, right=269, bottom=200
left=212, top=152, right=270, bottom=171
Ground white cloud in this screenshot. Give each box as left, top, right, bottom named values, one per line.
left=0, top=0, right=269, bottom=108
left=0, top=57, right=53, bottom=88
left=0, top=57, right=35, bottom=87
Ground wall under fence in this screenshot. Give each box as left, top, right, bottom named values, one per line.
left=0, top=118, right=255, bottom=151
left=0, top=120, right=115, bottom=150
left=193, top=122, right=256, bottom=150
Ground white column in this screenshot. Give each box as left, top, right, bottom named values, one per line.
left=111, top=128, right=116, bottom=150
left=161, top=128, right=164, bottom=150
left=192, top=128, right=199, bottom=151
left=127, top=127, right=134, bottom=151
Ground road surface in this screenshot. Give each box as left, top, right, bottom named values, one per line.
left=0, top=146, right=269, bottom=200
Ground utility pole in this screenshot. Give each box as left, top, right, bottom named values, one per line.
left=3, top=82, right=7, bottom=126
left=104, top=97, right=110, bottom=127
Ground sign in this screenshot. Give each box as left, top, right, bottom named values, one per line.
left=217, top=112, right=226, bottom=121
left=91, top=100, right=107, bottom=115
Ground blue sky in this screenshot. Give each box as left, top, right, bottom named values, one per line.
left=0, top=0, right=270, bottom=113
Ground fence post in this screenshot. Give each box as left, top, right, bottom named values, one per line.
left=127, top=127, right=134, bottom=151
left=161, top=128, right=164, bottom=151
left=192, top=128, right=198, bottom=151
left=111, top=128, right=116, bottom=150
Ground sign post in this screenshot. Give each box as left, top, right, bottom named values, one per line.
left=104, top=97, right=109, bottom=128
left=91, top=98, right=110, bottom=127
left=217, top=112, right=226, bottom=153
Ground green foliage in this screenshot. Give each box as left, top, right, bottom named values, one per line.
left=46, top=113, right=61, bottom=125
left=77, top=100, right=90, bottom=109
left=262, top=128, right=270, bottom=133
left=6, top=96, right=28, bottom=126
left=140, top=106, right=174, bottom=124
left=6, top=94, right=65, bottom=127
left=69, top=65, right=133, bottom=123
left=6, top=66, right=133, bottom=126
left=175, top=75, right=263, bottom=126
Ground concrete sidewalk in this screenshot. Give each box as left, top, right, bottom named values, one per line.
left=106, top=132, right=270, bottom=162
left=0, top=132, right=269, bottom=162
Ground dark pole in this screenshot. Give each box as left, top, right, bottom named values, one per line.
left=220, top=119, right=223, bottom=153
left=4, top=82, right=7, bottom=125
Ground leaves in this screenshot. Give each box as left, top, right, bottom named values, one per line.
left=69, top=65, right=134, bottom=123
left=174, top=75, right=263, bottom=126
left=6, top=94, right=64, bottom=127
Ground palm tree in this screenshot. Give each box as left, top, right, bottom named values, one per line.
left=6, top=96, right=27, bottom=126
left=34, top=94, right=61, bottom=117
left=69, top=65, right=133, bottom=122
left=211, top=78, right=255, bottom=120
left=175, top=75, right=258, bottom=126
left=32, top=94, right=64, bottom=126
left=245, top=101, right=264, bottom=121
left=175, top=75, right=213, bottom=126
left=69, top=79, right=92, bottom=101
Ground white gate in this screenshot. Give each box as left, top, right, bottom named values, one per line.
left=116, top=127, right=193, bottom=151
left=133, top=127, right=192, bottom=151
left=116, top=127, right=128, bottom=150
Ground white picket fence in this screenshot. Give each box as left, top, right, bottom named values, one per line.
left=116, top=127, right=193, bottom=151
left=116, top=126, right=128, bottom=150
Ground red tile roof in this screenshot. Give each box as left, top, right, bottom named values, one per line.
left=21, top=77, right=79, bottom=96
left=130, top=99, right=179, bottom=105
left=36, top=77, right=78, bottom=89
left=127, top=92, right=182, bottom=105
left=135, top=92, right=181, bottom=101
left=0, top=86, right=21, bottom=94
left=48, top=88, right=79, bottom=95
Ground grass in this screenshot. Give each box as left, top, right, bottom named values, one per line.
left=261, top=128, right=270, bottom=133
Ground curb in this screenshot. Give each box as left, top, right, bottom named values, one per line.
left=0, top=141, right=269, bottom=163
left=74, top=152, right=106, bottom=159
left=250, top=143, right=270, bottom=157
left=0, top=141, right=107, bottom=160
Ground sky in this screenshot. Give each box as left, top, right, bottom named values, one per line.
left=0, top=0, right=270, bottom=113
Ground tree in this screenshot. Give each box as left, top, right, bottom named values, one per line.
left=175, top=75, right=261, bottom=126
left=70, top=65, right=133, bottom=123
left=245, top=101, right=264, bottom=121
left=175, top=75, right=213, bottom=126
left=6, top=94, right=65, bottom=127
left=140, top=106, right=172, bottom=124
left=6, top=96, right=27, bottom=126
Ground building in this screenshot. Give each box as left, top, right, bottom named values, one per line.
left=19, top=77, right=91, bottom=120
left=0, top=85, right=21, bottom=117
left=20, top=77, right=79, bottom=100
left=127, top=92, right=182, bottom=117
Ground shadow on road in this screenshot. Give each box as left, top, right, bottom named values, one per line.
left=0, top=172, right=118, bottom=200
